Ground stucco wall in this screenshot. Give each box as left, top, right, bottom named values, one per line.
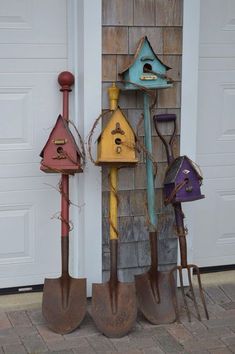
left=102, top=0, right=183, bottom=281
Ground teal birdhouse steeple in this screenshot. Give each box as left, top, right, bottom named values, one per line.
left=119, top=36, right=173, bottom=90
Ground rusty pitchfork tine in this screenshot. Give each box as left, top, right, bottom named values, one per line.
left=153, top=113, right=209, bottom=322
left=175, top=204, right=204, bottom=321
left=187, top=264, right=201, bottom=321
left=189, top=264, right=209, bottom=320
left=170, top=265, right=191, bottom=322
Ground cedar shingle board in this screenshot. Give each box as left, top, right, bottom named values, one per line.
left=102, top=55, right=117, bottom=81
left=117, top=55, right=133, bottom=81
left=163, top=27, right=182, bottom=54
left=119, top=242, right=139, bottom=268
left=101, top=0, right=183, bottom=277
left=133, top=215, right=149, bottom=241
left=155, top=0, right=183, bottom=26
left=134, top=163, right=147, bottom=190
left=128, top=27, right=163, bottom=54
left=118, top=190, right=131, bottom=216
left=118, top=167, right=135, bottom=190
left=158, top=82, right=181, bottom=108
left=154, top=162, right=168, bottom=188
left=130, top=189, right=147, bottom=216
left=103, top=27, right=129, bottom=54
left=119, top=216, right=136, bottom=242
left=152, top=136, right=164, bottom=162
left=134, top=0, right=155, bottom=26
left=159, top=55, right=182, bottom=82
left=137, top=237, right=178, bottom=267
left=103, top=0, right=134, bottom=26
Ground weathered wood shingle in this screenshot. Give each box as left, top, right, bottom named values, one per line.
left=102, top=0, right=183, bottom=281
left=103, top=0, right=134, bottom=26
left=129, top=27, right=163, bottom=54
left=134, top=0, right=155, bottom=26
left=103, top=27, right=129, bottom=54
left=155, top=0, right=183, bottom=26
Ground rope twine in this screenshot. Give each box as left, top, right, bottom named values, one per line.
left=164, top=179, right=189, bottom=205
left=87, top=109, right=112, bottom=164
left=86, top=81, right=164, bottom=235
left=108, top=170, right=119, bottom=238
left=67, top=119, right=86, bottom=167
left=45, top=177, right=85, bottom=232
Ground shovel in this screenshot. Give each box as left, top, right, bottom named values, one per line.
left=153, top=113, right=209, bottom=322
left=135, top=93, right=176, bottom=324
left=42, top=71, right=86, bottom=334
left=91, top=85, right=137, bottom=338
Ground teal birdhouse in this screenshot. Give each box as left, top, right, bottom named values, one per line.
left=119, top=36, right=173, bottom=90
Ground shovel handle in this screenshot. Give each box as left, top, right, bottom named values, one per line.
left=58, top=72, right=74, bottom=239
left=174, top=203, right=188, bottom=268
left=109, top=167, right=118, bottom=240
left=153, top=114, right=177, bottom=165
left=58, top=71, right=74, bottom=122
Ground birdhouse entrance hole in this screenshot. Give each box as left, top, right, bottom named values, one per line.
left=57, top=146, right=64, bottom=154
left=115, top=138, right=122, bottom=145
left=143, top=63, right=152, bottom=73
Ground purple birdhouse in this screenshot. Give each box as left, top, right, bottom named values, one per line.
left=164, top=156, right=205, bottom=204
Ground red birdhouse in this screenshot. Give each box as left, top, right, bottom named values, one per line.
left=40, top=115, right=82, bottom=174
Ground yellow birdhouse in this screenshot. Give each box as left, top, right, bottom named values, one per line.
left=96, top=107, right=138, bottom=165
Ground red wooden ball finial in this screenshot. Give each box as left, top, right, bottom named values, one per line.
left=58, top=71, right=74, bottom=90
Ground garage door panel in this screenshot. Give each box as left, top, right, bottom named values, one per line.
left=0, top=0, right=67, bottom=288
left=197, top=70, right=235, bottom=155
left=0, top=0, right=67, bottom=45
left=194, top=176, right=235, bottom=265
left=0, top=73, right=64, bottom=159
left=0, top=188, right=60, bottom=273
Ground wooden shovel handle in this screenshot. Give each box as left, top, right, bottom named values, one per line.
left=173, top=203, right=188, bottom=268
left=58, top=72, right=74, bottom=276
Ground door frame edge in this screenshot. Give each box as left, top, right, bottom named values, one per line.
left=68, top=0, right=102, bottom=295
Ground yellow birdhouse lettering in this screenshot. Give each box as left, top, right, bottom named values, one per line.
left=96, top=108, right=138, bottom=165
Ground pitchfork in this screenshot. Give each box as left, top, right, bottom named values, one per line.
left=153, top=113, right=209, bottom=322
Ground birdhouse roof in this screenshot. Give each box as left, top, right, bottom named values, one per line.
left=119, top=36, right=171, bottom=75
left=40, top=115, right=82, bottom=158
left=97, top=106, right=137, bottom=140
left=164, top=156, right=203, bottom=184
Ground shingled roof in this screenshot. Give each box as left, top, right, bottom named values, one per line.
left=119, top=36, right=171, bottom=75
left=164, top=156, right=203, bottom=184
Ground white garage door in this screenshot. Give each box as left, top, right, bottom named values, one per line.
left=0, top=0, right=68, bottom=288
left=194, top=0, right=235, bottom=266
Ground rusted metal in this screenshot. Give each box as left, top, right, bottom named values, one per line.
left=91, top=84, right=137, bottom=338
left=42, top=238, right=86, bottom=333
left=42, top=71, right=86, bottom=334
left=134, top=92, right=176, bottom=325
left=135, top=232, right=176, bottom=324
left=92, top=239, right=137, bottom=338
left=153, top=113, right=209, bottom=322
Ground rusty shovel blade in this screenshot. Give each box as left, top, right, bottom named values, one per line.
left=42, top=276, right=86, bottom=334
left=135, top=270, right=176, bottom=324
left=135, top=232, right=176, bottom=324
left=91, top=281, right=137, bottom=338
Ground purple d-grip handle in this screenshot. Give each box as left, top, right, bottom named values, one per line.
left=153, top=113, right=176, bottom=123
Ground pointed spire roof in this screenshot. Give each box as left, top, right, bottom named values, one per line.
left=119, top=36, right=171, bottom=75
left=40, top=115, right=82, bottom=158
